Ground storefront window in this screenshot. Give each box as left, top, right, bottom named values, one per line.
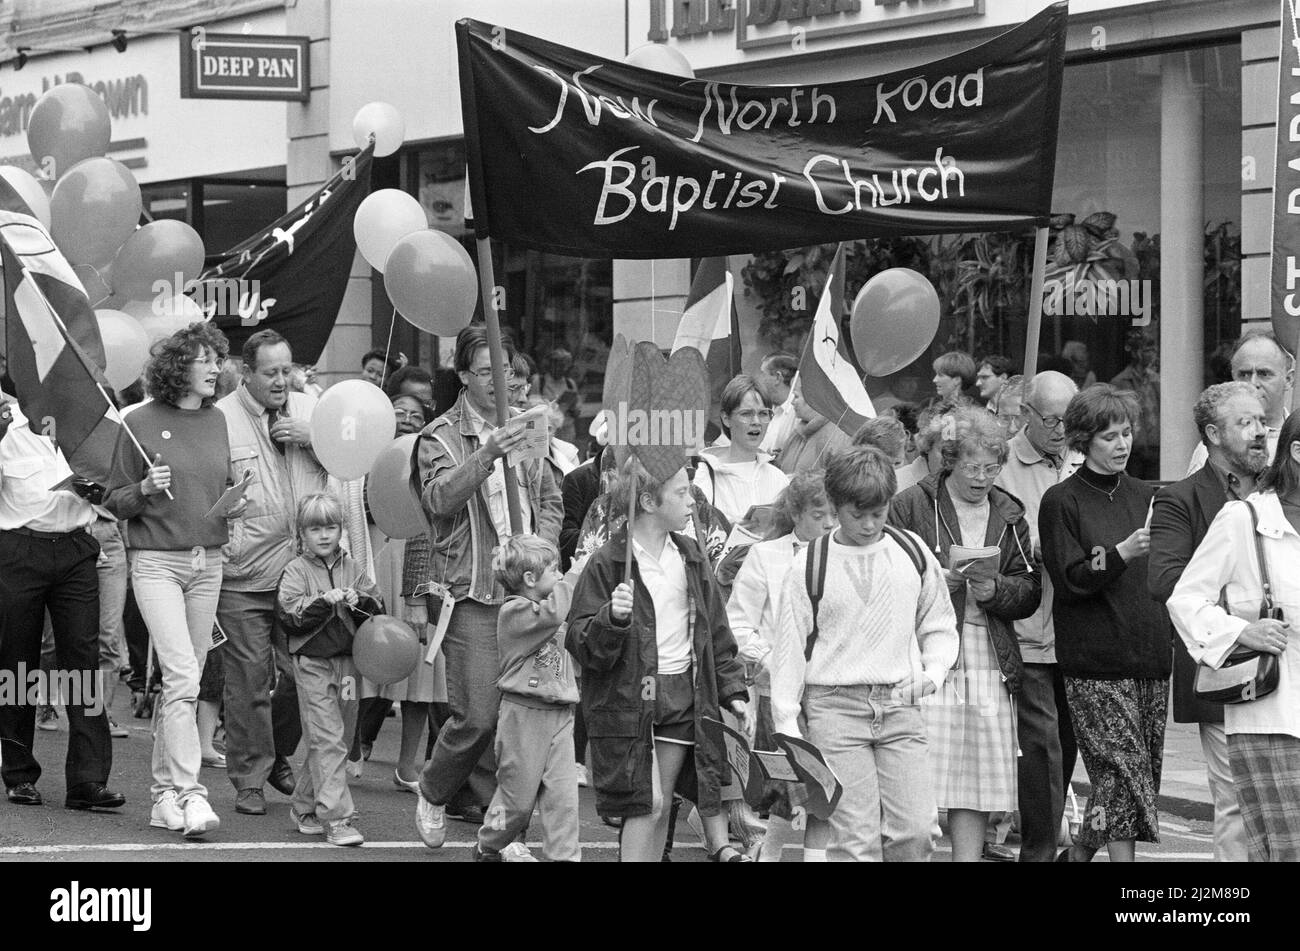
left=140, top=178, right=287, bottom=254
left=397, top=142, right=613, bottom=446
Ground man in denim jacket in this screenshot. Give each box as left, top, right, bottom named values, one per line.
left=414, top=325, right=562, bottom=849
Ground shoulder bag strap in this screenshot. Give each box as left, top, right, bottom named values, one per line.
left=1245, top=501, right=1274, bottom=615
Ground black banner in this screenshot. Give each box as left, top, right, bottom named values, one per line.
left=455, top=3, right=1066, bottom=259
left=197, top=145, right=373, bottom=365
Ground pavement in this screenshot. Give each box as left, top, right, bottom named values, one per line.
left=0, top=688, right=1218, bottom=862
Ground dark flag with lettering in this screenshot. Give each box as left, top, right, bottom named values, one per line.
left=0, top=178, right=123, bottom=486
left=196, top=144, right=373, bottom=364
left=455, top=4, right=1066, bottom=257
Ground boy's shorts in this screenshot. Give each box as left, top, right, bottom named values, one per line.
left=653, top=670, right=695, bottom=745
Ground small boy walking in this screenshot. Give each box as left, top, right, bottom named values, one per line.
left=476, top=535, right=581, bottom=862
left=276, top=493, right=382, bottom=847
left=771, top=447, right=959, bottom=862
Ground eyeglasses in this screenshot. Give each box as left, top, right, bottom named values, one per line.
left=393, top=409, right=426, bottom=424
left=468, top=367, right=516, bottom=384
left=1024, top=402, right=1065, bottom=431
left=957, top=462, right=1003, bottom=479
left=733, top=409, right=774, bottom=424
left=190, top=357, right=224, bottom=369
left=508, top=380, right=528, bottom=396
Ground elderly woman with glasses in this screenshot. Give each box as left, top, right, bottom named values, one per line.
left=889, top=406, right=1040, bottom=861
left=1039, top=384, right=1172, bottom=863
left=700, top=375, right=790, bottom=526
left=105, top=322, right=245, bottom=838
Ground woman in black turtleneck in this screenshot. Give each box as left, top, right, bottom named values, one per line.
left=1039, top=384, right=1172, bottom=863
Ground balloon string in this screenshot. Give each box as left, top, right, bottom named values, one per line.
left=380, top=306, right=397, bottom=389
left=650, top=259, right=656, bottom=344
left=89, top=263, right=111, bottom=308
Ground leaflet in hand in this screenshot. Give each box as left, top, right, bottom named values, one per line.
left=948, top=544, right=1000, bottom=582
left=506, top=403, right=552, bottom=467
left=205, top=468, right=255, bottom=519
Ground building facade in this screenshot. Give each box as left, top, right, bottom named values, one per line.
left=0, top=1, right=1284, bottom=477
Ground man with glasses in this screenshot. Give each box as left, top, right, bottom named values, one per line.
left=414, top=324, right=562, bottom=855
left=1187, top=332, right=1294, bottom=474
left=994, top=370, right=1081, bottom=861
left=216, top=329, right=329, bottom=816
left=991, top=375, right=1025, bottom=437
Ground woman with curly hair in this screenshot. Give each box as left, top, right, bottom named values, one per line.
left=106, top=322, right=246, bottom=839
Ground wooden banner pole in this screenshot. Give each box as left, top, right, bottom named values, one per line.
left=1022, top=225, right=1050, bottom=380
left=474, top=235, right=524, bottom=534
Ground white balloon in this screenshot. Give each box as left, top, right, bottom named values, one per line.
left=353, top=189, right=428, bottom=272
left=624, top=44, right=693, bottom=78
left=0, top=165, right=52, bottom=229
left=352, top=102, right=405, bottom=157
left=95, top=309, right=150, bottom=391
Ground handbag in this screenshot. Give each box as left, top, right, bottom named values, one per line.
left=1193, top=501, right=1282, bottom=705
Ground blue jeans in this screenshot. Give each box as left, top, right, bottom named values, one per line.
left=418, top=598, right=500, bottom=807
left=130, top=547, right=223, bottom=802
left=803, top=684, right=935, bottom=862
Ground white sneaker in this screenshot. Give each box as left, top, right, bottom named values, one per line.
left=149, top=790, right=184, bottom=831
left=181, top=795, right=220, bottom=838
left=575, top=764, right=589, bottom=788
left=291, top=809, right=325, bottom=836
left=500, top=841, right=539, bottom=863
left=327, top=817, right=364, bottom=847
left=415, top=795, right=446, bottom=848
left=345, top=757, right=363, bottom=779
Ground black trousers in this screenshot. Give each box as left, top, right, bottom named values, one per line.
left=0, top=529, right=112, bottom=790
left=1016, top=662, right=1078, bottom=862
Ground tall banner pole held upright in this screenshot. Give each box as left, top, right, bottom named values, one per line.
left=1022, top=226, right=1050, bottom=380
left=474, top=236, right=524, bottom=534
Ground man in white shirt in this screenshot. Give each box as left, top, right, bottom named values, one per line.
left=1187, top=332, right=1293, bottom=474
left=0, top=398, right=122, bottom=811
left=758, top=353, right=798, bottom=461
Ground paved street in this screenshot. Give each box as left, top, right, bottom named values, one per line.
left=0, top=688, right=1217, bottom=862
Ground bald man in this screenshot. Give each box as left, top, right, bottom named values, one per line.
left=995, top=370, right=1082, bottom=862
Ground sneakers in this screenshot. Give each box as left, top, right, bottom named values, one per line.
left=473, top=844, right=503, bottom=862
left=182, top=796, right=220, bottom=838
left=108, top=718, right=129, bottom=738
left=415, top=795, right=446, bottom=849
left=500, top=841, right=539, bottom=863
left=326, top=817, right=364, bottom=847
left=291, top=810, right=325, bottom=836
left=37, top=706, right=58, bottom=731
left=575, top=764, right=589, bottom=788
left=345, top=756, right=363, bottom=779
left=149, top=790, right=185, bottom=831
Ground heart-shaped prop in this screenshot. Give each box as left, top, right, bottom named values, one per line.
left=626, top=341, right=709, bottom=483
left=603, top=334, right=633, bottom=468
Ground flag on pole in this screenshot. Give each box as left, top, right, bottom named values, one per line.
left=672, top=257, right=740, bottom=433
left=0, top=179, right=122, bottom=486
left=797, top=249, right=875, bottom=438
left=198, top=144, right=374, bottom=364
